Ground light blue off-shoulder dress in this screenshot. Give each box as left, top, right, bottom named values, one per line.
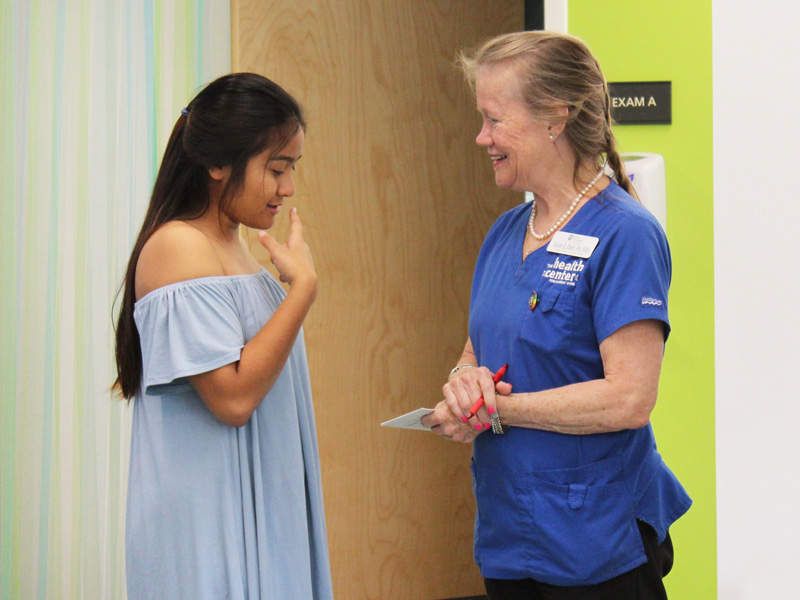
left=126, top=269, right=333, bottom=600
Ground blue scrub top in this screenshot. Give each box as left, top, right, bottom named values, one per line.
left=469, top=181, right=691, bottom=586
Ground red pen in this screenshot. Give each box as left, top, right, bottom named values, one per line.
left=466, top=364, right=508, bottom=420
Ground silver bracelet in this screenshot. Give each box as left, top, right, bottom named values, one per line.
left=490, top=414, right=509, bottom=435
left=448, top=363, right=476, bottom=381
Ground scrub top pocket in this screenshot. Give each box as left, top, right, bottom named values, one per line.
left=518, top=287, right=577, bottom=356
left=513, top=467, right=645, bottom=584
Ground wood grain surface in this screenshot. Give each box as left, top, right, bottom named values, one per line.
left=233, top=2, right=523, bottom=597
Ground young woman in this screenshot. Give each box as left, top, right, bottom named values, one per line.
left=114, top=73, right=333, bottom=600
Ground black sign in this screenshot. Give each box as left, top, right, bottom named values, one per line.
left=607, top=81, right=671, bottom=125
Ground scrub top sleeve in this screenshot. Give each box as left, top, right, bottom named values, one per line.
left=134, top=281, right=246, bottom=395
left=590, top=214, right=672, bottom=345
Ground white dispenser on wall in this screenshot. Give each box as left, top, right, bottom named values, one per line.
left=620, top=152, right=667, bottom=232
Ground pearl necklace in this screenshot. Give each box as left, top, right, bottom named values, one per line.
left=528, top=171, right=604, bottom=241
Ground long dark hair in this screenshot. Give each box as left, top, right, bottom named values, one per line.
left=113, top=73, right=306, bottom=399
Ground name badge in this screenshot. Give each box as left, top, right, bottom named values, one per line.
left=547, top=231, right=599, bottom=259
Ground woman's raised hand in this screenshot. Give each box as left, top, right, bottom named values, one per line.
left=257, top=207, right=317, bottom=294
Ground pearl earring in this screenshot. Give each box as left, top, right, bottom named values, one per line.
left=549, top=134, right=555, bottom=142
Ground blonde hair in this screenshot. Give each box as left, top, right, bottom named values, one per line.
left=458, top=31, right=636, bottom=198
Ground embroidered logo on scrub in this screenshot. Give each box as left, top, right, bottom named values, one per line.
left=641, top=297, right=663, bottom=306
left=541, top=257, right=585, bottom=286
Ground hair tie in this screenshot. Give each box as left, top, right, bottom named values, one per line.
left=181, top=107, right=190, bottom=117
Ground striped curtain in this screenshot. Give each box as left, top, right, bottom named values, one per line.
left=0, top=1, right=230, bottom=598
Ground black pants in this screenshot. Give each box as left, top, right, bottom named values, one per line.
left=484, top=521, right=674, bottom=600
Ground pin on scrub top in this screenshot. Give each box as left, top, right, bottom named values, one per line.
left=529, top=290, right=538, bottom=311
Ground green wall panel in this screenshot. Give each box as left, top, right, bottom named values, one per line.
left=569, top=3, right=716, bottom=598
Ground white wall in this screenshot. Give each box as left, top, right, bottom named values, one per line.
left=714, top=2, right=800, bottom=598
left=545, top=0, right=568, bottom=32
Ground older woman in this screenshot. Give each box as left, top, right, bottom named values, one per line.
left=422, top=32, right=691, bottom=599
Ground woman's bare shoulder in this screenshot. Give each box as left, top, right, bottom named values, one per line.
left=135, top=221, right=225, bottom=300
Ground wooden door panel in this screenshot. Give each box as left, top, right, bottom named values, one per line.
left=233, top=2, right=522, bottom=597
